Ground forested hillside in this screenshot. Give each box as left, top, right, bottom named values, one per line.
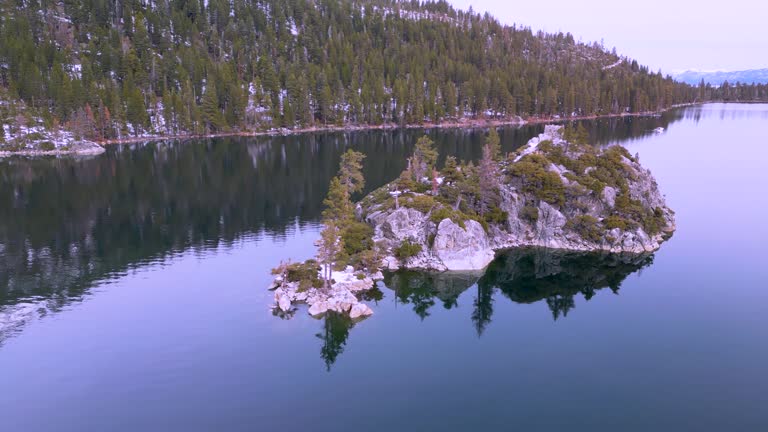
left=1, top=0, right=767, bottom=144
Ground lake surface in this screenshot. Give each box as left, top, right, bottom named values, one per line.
left=1, top=104, right=766, bottom=431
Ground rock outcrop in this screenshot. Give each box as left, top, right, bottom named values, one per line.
left=361, top=125, right=675, bottom=271
left=271, top=266, right=381, bottom=319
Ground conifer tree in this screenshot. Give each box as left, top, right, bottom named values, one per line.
left=411, top=136, right=438, bottom=181
left=486, top=128, right=501, bottom=161
left=322, top=176, right=353, bottom=224
left=126, top=87, right=148, bottom=135
left=478, top=142, right=501, bottom=216
left=441, top=156, right=462, bottom=185
left=202, top=82, right=224, bottom=132
left=338, top=149, right=366, bottom=196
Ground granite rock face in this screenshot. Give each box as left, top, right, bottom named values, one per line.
left=432, top=219, right=495, bottom=271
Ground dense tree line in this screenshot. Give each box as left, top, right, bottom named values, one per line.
left=1, top=0, right=766, bottom=140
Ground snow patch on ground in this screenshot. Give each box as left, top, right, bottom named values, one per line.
left=0, top=119, right=104, bottom=157
left=602, top=59, right=623, bottom=71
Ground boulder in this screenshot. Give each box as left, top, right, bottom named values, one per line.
left=277, top=293, right=292, bottom=312
left=349, top=304, right=374, bottom=319
left=432, top=219, right=495, bottom=271
left=308, top=301, right=330, bottom=317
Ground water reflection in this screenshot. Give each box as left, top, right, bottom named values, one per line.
left=384, top=271, right=480, bottom=319
left=317, top=312, right=355, bottom=372
left=383, top=248, right=654, bottom=325
left=481, top=249, right=654, bottom=319
left=304, top=249, right=654, bottom=369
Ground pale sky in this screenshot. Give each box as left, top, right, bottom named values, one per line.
left=448, top=0, right=767, bottom=74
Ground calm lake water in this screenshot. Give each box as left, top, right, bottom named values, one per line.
left=1, top=104, right=766, bottom=430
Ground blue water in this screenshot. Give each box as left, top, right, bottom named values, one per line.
left=0, top=104, right=766, bottom=430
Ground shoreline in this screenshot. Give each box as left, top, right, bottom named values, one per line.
left=94, top=103, right=703, bottom=146
left=5, top=100, right=759, bottom=155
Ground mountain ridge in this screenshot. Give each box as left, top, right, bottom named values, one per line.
left=674, top=68, right=768, bottom=86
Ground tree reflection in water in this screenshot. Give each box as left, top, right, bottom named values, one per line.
left=317, top=311, right=354, bottom=372
left=316, top=249, right=653, bottom=369
left=383, top=248, right=654, bottom=329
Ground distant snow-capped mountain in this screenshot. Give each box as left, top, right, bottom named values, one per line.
left=675, top=69, right=768, bottom=85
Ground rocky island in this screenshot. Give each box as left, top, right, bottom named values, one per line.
left=270, top=125, right=675, bottom=318
left=364, top=125, right=675, bottom=271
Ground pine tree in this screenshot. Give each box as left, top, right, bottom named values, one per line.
left=201, top=82, right=224, bottom=132
left=486, top=128, right=501, bottom=161
left=478, top=142, right=500, bottom=216
left=441, top=156, right=462, bottom=184
left=126, top=87, right=148, bottom=135
left=411, top=135, right=438, bottom=181
left=338, top=150, right=366, bottom=196
left=322, top=177, right=353, bottom=224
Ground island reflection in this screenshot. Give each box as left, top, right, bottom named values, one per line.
left=319, top=248, right=653, bottom=369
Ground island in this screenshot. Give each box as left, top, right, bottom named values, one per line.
left=269, top=125, right=675, bottom=319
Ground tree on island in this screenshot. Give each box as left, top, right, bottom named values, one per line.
left=441, top=156, right=461, bottom=185
left=338, top=149, right=366, bottom=196
left=410, top=136, right=438, bottom=183
left=322, top=177, right=353, bottom=223
left=316, top=222, right=344, bottom=288
left=317, top=149, right=369, bottom=287
left=478, top=129, right=502, bottom=215
left=563, top=123, right=589, bottom=150
left=272, top=148, right=378, bottom=293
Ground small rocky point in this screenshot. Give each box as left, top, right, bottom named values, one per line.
left=271, top=266, right=382, bottom=319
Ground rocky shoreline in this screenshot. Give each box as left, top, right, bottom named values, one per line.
left=4, top=103, right=697, bottom=153
left=94, top=103, right=700, bottom=145
left=270, top=266, right=382, bottom=319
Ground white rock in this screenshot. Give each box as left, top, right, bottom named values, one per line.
left=277, top=294, right=292, bottom=312
left=273, top=287, right=284, bottom=301
left=369, top=271, right=384, bottom=281
left=381, top=256, right=400, bottom=270
left=349, top=304, right=374, bottom=319
left=432, top=219, right=495, bottom=271
left=308, top=301, right=330, bottom=316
